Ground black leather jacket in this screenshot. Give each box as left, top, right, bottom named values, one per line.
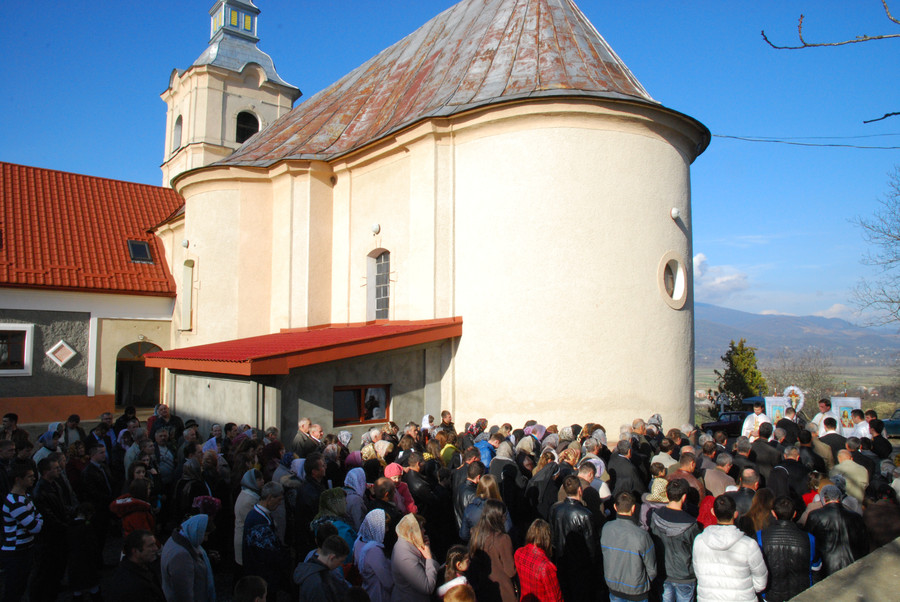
left=549, top=497, right=596, bottom=563
left=453, top=480, right=477, bottom=529
left=759, top=520, right=814, bottom=602
left=805, top=502, right=868, bottom=576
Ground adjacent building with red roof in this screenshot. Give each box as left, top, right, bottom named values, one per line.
left=0, top=162, right=183, bottom=423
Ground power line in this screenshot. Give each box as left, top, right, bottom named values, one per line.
left=733, top=133, right=900, bottom=141
left=713, top=134, right=900, bottom=149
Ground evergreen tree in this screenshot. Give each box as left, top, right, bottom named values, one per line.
left=715, top=338, right=768, bottom=409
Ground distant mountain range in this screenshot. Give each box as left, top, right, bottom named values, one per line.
left=695, top=303, right=900, bottom=368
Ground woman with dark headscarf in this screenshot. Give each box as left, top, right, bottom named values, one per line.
left=259, top=441, right=284, bottom=483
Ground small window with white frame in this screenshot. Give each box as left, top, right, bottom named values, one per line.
left=0, top=324, right=34, bottom=376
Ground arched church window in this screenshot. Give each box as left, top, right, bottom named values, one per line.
left=171, top=116, right=182, bottom=153
left=366, top=250, right=390, bottom=320
left=375, top=251, right=390, bottom=319
left=236, top=111, right=259, bottom=144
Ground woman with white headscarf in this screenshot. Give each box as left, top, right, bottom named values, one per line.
left=344, top=467, right=368, bottom=530
left=161, top=513, right=216, bottom=601
left=234, top=468, right=264, bottom=567
left=391, top=514, right=439, bottom=601
left=355, top=509, right=393, bottom=602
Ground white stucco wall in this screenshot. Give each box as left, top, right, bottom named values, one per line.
left=449, top=113, right=695, bottom=429
left=168, top=98, right=705, bottom=432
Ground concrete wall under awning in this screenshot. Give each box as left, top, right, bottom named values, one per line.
left=165, top=339, right=453, bottom=445
left=170, top=372, right=280, bottom=438
left=278, top=341, right=451, bottom=443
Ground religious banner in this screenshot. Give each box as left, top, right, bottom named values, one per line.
left=831, top=396, right=862, bottom=437
left=764, top=397, right=789, bottom=423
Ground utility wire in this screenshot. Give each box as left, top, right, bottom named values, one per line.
left=713, top=134, right=900, bottom=149
left=731, top=133, right=900, bottom=140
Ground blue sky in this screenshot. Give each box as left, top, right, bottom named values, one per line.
left=3, top=1, right=898, bottom=322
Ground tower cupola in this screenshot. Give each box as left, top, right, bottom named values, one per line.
left=210, top=0, right=259, bottom=44
left=160, top=0, right=300, bottom=187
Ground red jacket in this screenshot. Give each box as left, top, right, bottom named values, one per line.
left=514, top=543, right=563, bottom=602
left=109, top=494, right=155, bottom=536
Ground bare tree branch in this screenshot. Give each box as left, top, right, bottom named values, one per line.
left=864, top=111, right=900, bottom=123
left=853, top=167, right=900, bottom=325
left=762, top=2, right=900, bottom=49
left=884, top=0, right=900, bottom=25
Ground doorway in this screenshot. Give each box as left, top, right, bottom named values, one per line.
left=115, top=341, right=162, bottom=408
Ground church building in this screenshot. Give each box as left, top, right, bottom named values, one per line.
left=146, top=0, right=710, bottom=437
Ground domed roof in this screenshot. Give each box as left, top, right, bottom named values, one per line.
left=218, top=0, right=662, bottom=167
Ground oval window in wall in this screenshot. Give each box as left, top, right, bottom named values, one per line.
left=658, top=251, right=687, bottom=309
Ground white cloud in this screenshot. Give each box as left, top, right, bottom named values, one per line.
left=813, top=303, right=857, bottom=321
left=693, top=253, right=750, bottom=303
left=760, top=309, right=796, bottom=316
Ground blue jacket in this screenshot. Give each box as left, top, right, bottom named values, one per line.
left=474, top=440, right=495, bottom=467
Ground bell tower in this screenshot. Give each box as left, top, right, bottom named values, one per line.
left=161, top=0, right=300, bottom=187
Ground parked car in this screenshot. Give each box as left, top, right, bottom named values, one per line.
left=700, top=411, right=751, bottom=438
left=883, top=409, right=900, bottom=438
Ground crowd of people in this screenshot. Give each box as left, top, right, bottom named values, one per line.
left=1, top=401, right=899, bottom=602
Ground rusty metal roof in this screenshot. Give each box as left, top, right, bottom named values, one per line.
left=215, top=0, right=659, bottom=168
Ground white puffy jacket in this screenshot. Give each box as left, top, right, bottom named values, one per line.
left=692, top=524, right=768, bottom=602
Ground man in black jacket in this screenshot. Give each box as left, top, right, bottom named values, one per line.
left=730, top=437, right=758, bottom=481
left=295, top=452, right=326, bottom=557
left=759, top=496, right=819, bottom=602
left=775, top=407, right=801, bottom=446
left=453, top=460, right=483, bottom=530
left=750, top=423, right=780, bottom=484
left=405, top=453, right=438, bottom=513
left=767, top=446, right=810, bottom=501
left=726, top=468, right=760, bottom=518
left=846, top=437, right=876, bottom=480
left=868, top=419, right=893, bottom=459
left=30, top=457, right=69, bottom=601
left=106, top=530, right=165, bottom=602
left=550, top=475, right=598, bottom=601
left=805, top=485, right=868, bottom=577
left=649, top=479, right=701, bottom=602
left=818, top=418, right=847, bottom=464
left=608, top=439, right=647, bottom=498
left=797, top=430, right=826, bottom=473
left=81, top=443, right=114, bottom=567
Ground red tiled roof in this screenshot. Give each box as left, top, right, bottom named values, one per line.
left=145, top=318, right=463, bottom=376
left=0, top=162, right=184, bottom=296
left=214, top=0, right=667, bottom=168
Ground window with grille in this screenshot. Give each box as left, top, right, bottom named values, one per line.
left=375, top=251, right=390, bottom=319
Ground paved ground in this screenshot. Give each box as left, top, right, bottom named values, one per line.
left=792, top=536, right=900, bottom=602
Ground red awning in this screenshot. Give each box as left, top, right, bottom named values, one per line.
left=144, top=317, right=462, bottom=376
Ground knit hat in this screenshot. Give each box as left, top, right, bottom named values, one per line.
left=384, top=463, right=403, bottom=478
